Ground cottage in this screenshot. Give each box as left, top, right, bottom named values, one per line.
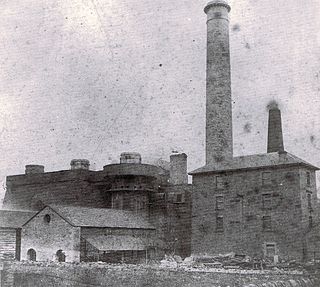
left=21, top=205, right=156, bottom=263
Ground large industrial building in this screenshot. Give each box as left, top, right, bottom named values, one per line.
left=189, top=0, right=320, bottom=262
left=1, top=152, right=192, bottom=262
left=0, top=0, right=320, bottom=263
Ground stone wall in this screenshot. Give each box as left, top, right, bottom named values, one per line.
left=191, top=165, right=318, bottom=261
left=21, top=207, right=81, bottom=262
left=3, top=170, right=107, bottom=210
left=2, top=261, right=319, bottom=287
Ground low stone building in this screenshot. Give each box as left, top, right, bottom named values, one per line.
left=0, top=210, right=35, bottom=260
left=21, top=205, right=156, bottom=263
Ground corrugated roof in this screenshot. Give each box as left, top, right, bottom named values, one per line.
left=84, top=235, right=146, bottom=251
left=190, top=152, right=319, bottom=175
left=0, top=210, right=36, bottom=228
left=49, top=205, right=155, bottom=229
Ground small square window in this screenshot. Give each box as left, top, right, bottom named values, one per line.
left=262, top=172, right=271, bottom=185
left=262, top=193, right=272, bottom=209
left=306, top=171, right=311, bottom=186
left=216, top=176, right=224, bottom=189
left=307, top=191, right=312, bottom=209
left=216, top=195, right=224, bottom=210
left=265, top=243, right=276, bottom=257
left=176, top=193, right=183, bottom=203
left=262, top=216, right=272, bottom=231
left=216, top=216, right=224, bottom=232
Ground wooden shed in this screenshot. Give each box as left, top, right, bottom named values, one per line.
left=0, top=210, right=36, bottom=260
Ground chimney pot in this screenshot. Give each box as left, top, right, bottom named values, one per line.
left=70, top=159, right=90, bottom=170
left=25, top=165, right=44, bottom=175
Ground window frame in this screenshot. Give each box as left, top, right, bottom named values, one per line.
left=262, top=193, right=272, bottom=209
left=262, top=215, right=272, bottom=231
left=216, top=216, right=224, bottom=232
left=306, top=171, right=311, bottom=187
left=261, top=171, right=272, bottom=186
left=215, top=175, right=224, bottom=189
left=307, top=191, right=312, bottom=210
left=265, top=242, right=277, bottom=257
left=215, top=195, right=224, bottom=210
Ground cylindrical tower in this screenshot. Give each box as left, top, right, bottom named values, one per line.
left=205, top=0, right=233, bottom=164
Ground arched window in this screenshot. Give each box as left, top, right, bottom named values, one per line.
left=44, top=214, right=51, bottom=223
left=56, top=250, right=66, bottom=262
left=27, top=249, right=36, bottom=261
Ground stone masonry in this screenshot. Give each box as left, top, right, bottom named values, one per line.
left=205, top=0, right=233, bottom=164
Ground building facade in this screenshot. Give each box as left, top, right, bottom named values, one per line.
left=3, top=153, right=192, bottom=260
left=1, top=0, right=320, bottom=264
left=21, top=205, right=156, bottom=263
left=190, top=0, right=320, bottom=262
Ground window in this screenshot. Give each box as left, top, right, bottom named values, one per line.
left=216, top=216, right=224, bottom=232
left=112, top=193, right=123, bottom=209
left=27, top=249, right=36, bottom=261
left=56, top=250, right=66, bottom=262
left=262, top=172, right=271, bottom=185
left=262, top=193, right=272, bottom=209
left=176, top=193, right=183, bottom=203
left=307, top=191, right=312, bottom=209
left=306, top=171, right=311, bottom=186
left=44, top=214, right=51, bottom=223
left=262, top=216, right=272, bottom=231
left=216, top=176, right=224, bottom=189
left=265, top=243, right=276, bottom=257
left=216, top=195, right=224, bottom=210
left=309, top=216, right=313, bottom=228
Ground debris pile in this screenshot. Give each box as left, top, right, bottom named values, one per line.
left=160, top=253, right=320, bottom=274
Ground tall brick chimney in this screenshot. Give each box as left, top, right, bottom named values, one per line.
left=205, top=0, right=233, bottom=165
left=267, top=106, right=284, bottom=153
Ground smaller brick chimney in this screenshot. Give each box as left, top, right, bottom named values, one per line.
left=170, top=153, right=188, bottom=185
left=25, top=165, right=44, bottom=175
left=267, top=106, right=284, bottom=153
left=70, top=159, right=90, bottom=170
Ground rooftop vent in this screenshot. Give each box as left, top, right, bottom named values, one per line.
left=70, top=159, right=90, bottom=170
left=25, top=165, right=44, bottom=175
left=120, top=152, right=141, bottom=164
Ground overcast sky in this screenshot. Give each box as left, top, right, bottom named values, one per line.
left=0, top=0, right=320, bottom=204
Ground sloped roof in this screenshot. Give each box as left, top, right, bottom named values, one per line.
left=84, top=235, right=146, bottom=251
left=190, top=151, right=319, bottom=175
left=48, top=205, right=155, bottom=229
left=0, top=210, right=36, bottom=228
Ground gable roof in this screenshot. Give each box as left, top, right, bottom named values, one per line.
left=25, top=205, right=155, bottom=229
left=0, top=210, right=36, bottom=228
left=190, top=151, right=319, bottom=175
